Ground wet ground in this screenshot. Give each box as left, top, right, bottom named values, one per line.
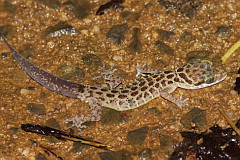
left=0, top=0, right=239, bottom=159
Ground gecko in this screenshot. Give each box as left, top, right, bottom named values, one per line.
left=3, top=38, right=227, bottom=129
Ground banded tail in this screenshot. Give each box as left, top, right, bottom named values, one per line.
left=3, top=38, right=85, bottom=98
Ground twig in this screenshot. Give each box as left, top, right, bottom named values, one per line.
left=218, top=109, right=240, bottom=136
left=221, top=40, right=240, bottom=63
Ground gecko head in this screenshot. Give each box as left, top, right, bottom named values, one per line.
left=176, top=60, right=227, bottom=89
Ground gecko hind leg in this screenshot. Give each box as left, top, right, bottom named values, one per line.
left=64, top=100, right=102, bottom=131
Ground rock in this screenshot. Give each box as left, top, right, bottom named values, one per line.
left=128, top=28, right=142, bottom=55
left=138, top=148, right=152, bottom=160
left=127, top=126, right=148, bottom=145
left=36, top=153, right=47, bottom=160
left=159, top=135, right=178, bottom=156
left=56, top=64, right=84, bottom=81
left=120, top=11, right=141, bottom=22
left=157, top=0, right=202, bottom=18
left=147, top=107, right=162, bottom=117
left=35, top=0, right=60, bottom=9
left=63, top=0, right=91, bottom=19
left=99, top=149, right=132, bottom=160
left=82, top=54, right=103, bottom=66
left=43, top=22, right=78, bottom=38
left=180, top=32, right=195, bottom=41
left=155, top=41, right=174, bottom=56
left=215, top=26, right=231, bottom=36
left=27, top=103, right=46, bottom=116
left=156, top=29, right=175, bottom=40
left=71, top=142, right=88, bottom=154
left=3, top=1, right=17, bottom=13
left=180, top=107, right=207, bottom=130
left=107, top=23, right=129, bottom=45
left=186, top=51, right=212, bottom=63
left=101, top=109, right=123, bottom=126
left=44, top=118, right=61, bottom=144
left=0, top=25, right=15, bottom=38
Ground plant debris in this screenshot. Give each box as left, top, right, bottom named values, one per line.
left=96, top=0, right=124, bottom=15
left=170, top=120, right=240, bottom=160
left=233, top=68, right=240, bottom=95
left=21, top=124, right=113, bottom=150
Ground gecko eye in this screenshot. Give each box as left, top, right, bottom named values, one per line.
left=205, top=77, right=215, bottom=84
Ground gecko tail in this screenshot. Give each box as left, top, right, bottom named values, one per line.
left=3, top=37, right=85, bottom=98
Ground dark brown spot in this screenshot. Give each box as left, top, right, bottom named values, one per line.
left=139, top=81, right=146, bottom=86
left=149, top=88, right=156, bottom=94
left=111, top=90, right=118, bottom=93
left=131, top=86, right=138, bottom=91
left=101, top=88, right=108, bottom=91
left=106, top=94, right=115, bottom=98
left=164, top=70, right=173, bottom=74
left=156, top=75, right=164, bottom=81
left=131, top=91, right=139, bottom=96
left=161, top=80, right=166, bottom=87
left=177, top=68, right=184, bottom=72
left=179, top=73, right=192, bottom=84
left=118, top=94, right=127, bottom=99
left=167, top=74, right=174, bottom=79
left=98, top=97, right=105, bottom=101
left=136, top=93, right=142, bottom=100
left=121, top=90, right=129, bottom=93
left=90, top=86, right=98, bottom=90
left=174, top=78, right=180, bottom=82
left=141, top=86, right=148, bottom=91
left=194, top=81, right=204, bottom=86
left=185, top=69, right=190, bottom=73
left=132, top=82, right=138, bottom=85
left=168, top=81, right=173, bottom=84
left=152, top=74, right=158, bottom=78
left=144, top=92, right=149, bottom=98
left=155, top=83, right=160, bottom=88
left=96, top=92, right=103, bottom=95
left=186, top=64, right=191, bottom=68
left=148, top=81, right=154, bottom=86
left=146, top=77, right=152, bottom=81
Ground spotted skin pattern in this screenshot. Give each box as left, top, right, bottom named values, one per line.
left=3, top=38, right=227, bottom=129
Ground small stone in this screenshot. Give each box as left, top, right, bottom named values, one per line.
left=180, top=107, right=207, bottom=130
left=56, top=64, right=84, bottom=81
left=155, top=41, right=174, bottom=56
left=127, top=126, right=148, bottom=145
left=147, top=107, right=162, bottom=117
left=71, top=142, right=88, bottom=154
left=186, top=51, right=212, bottom=63
left=82, top=54, right=103, bottom=66
left=107, top=23, right=129, bottom=45
left=120, top=11, right=141, bottom=22
left=27, top=103, right=46, bottom=116
left=101, top=109, right=123, bottom=126
left=7, top=127, right=19, bottom=135
left=35, top=0, right=60, bottom=9
left=138, top=148, right=152, bottom=160
left=36, top=153, right=47, bottom=160
left=159, top=135, right=177, bottom=156
left=215, top=26, right=231, bottom=36
left=99, top=149, right=132, bottom=160
left=1, top=53, right=7, bottom=60
left=20, top=89, right=30, bottom=95
left=156, top=29, right=175, bottom=40
left=3, top=1, right=17, bottom=13
left=63, top=0, right=90, bottom=19
left=43, top=22, right=78, bottom=38
left=128, top=28, right=142, bottom=55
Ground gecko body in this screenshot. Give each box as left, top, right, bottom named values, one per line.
left=3, top=38, right=227, bottom=129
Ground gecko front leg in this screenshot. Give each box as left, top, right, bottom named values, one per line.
left=159, top=87, right=189, bottom=108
